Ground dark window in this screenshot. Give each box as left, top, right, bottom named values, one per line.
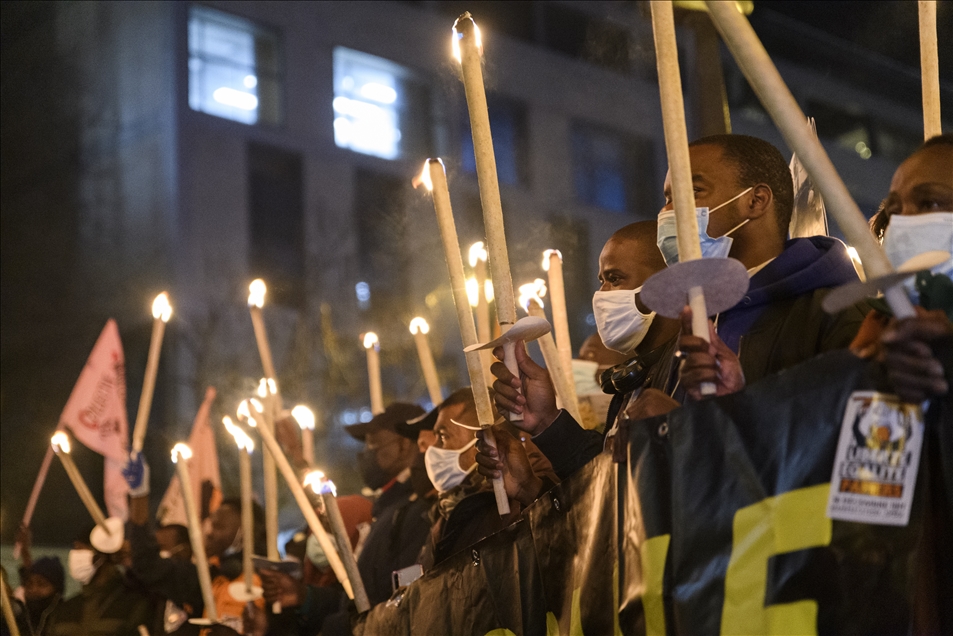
left=354, top=169, right=410, bottom=316
left=571, top=122, right=655, bottom=215
left=541, top=4, right=630, bottom=73
left=248, top=142, right=303, bottom=306
left=188, top=6, right=281, bottom=125
left=461, top=96, right=529, bottom=187
left=549, top=217, right=591, bottom=347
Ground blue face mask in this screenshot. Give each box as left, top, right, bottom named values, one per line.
left=656, top=188, right=753, bottom=266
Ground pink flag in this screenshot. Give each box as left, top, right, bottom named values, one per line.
left=157, top=387, right=223, bottom=526
left=59, top=319, right=130, bottom=519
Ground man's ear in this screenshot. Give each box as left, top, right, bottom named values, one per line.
left=744, top=183, right=774, bottom=220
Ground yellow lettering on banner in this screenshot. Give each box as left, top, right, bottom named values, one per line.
left=570, top=586, right=584, bottom=636
left=546, top=611, right=560, bottom=636
left=485, top=630, right=517, bottom=636
left=721, top=484, right=832, bottom=635
left=613, top=561, right=623, bottom=636
left=641, top=534, right=671, bottom=636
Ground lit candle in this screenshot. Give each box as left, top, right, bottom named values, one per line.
left=222, top=417, right=256, bottom=596
left=132, top=292, right=172, bottom=452
left=919, top=1, right=941, bottom=139
left=409, top=318, right=443, bottom=406
left=51, top=432, right=110, bottom=533
left=248, top=280, right=280, bottom=383
left=363, top=333, right=384, bottom=415
left=704, top=1, right=916, bottom=319
left=542, top=250, right=574, bottom=394
left=415, top=159, right=510, bottom=515
left=453, top=13, right=524, bottom=421
left=240, top=404, right=364, bottom=607
left=518, top=282, right=582, bottom=424
left=171, top=443, right=217, bottom=621
left=291, top=405, right=316, bottom=466
left=254, top=381, right=280, bottom=561
left=304, top=471, right=370, bottom=612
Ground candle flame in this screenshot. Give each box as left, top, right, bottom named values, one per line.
left=409, top=317, right=430, bottom=335
left=291, top=405, right=315, bottom=431
left=237, top=399, right=263, bottom=427
left=152, top=292, right=173, bottom=322
left=248, top=279, right=267, bottom=308
left=541, top=249, right=562, bottom=272
left=257, top=378, right=277, bottom=398
left=303, top=470, right=337, bottom=496
left=468, top=242, right=487, bottom=267
left=51, top=431, right=71, bottom=454
left=223, top=416, right=255, bottom=452
left=171, top=443, right=192, bottom=463
left=413, top=160, right=434, bottom=192
left=518, top=279, right=548, bottom=312
left=452, top=13, right=482, bottom=62
left=363, top=332, right=379, bottom=349
left=466, top=277, right=479, bottom=307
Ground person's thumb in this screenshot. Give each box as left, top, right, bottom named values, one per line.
left=515, top=342, right=547, bottom=379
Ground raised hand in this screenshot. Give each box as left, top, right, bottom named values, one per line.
left=475, top=426, right=544, bottom=506
left=122, top=451, right=150, bottom=497
left=677, top=306, right=746, bottom=400
left=259, top=569, right=305, bottom=609
left=490, top=341, right=559, bottom=437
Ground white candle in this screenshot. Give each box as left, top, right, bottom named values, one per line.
left=255, top=381, right=280, bottom=561
left=469, top=243, right=495, bottom=387
left=542, top=250, right=575, bottom=396
left=242, top=408, right=364, bottom=607
left=292, top=405, right=316, bottom=466
left=409, top=318, right=444, bottom=406
left=704, top=1, right=916, bottom=319
left=171, top=444, right=217, bottom=621
left=454, top=14, right=524, bottom=422
left=51, top=433, right=110, bottom=533
left=248, top=280, right=279, bottom=382
left=132, top=293, right=172, bottom=453
left=223, top=417, right=255, bottom=594
left=919, top=1, right=941, bottom=139
left=363, top=333, right=384, bottom=415
left=304, top=472, right=370, bottom=612
left=416, top=159, right=510, bottom=515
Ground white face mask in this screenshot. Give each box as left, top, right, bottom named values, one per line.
left=883, top=212, right=953, bottom=302
left=425, top=438, right=478, bottom=493
left=592, top=287, right=655, bottom=354
left=306, top=533, right=330, bottom=569
left=68, top=549, right=98, bottom=585
left=572, top=359, right=602, bottom=396
left=656, top=187, right=753, bottom=266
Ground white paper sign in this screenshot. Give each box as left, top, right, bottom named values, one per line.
left=826, top=391, right=924, bottom=526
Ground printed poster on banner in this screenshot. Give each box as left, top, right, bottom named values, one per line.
left=826, top=391, right=924, bottom=526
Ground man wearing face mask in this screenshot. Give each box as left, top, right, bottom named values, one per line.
left=46, top=532, right=153, bottom=635
left=485, top=221, right=680, bottom=480
left=344, top=402, right=432, bottom=605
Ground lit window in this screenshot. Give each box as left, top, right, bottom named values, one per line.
left=188, top=6, right=281, bottom=125
left=333, top=47, right=430, bottom=160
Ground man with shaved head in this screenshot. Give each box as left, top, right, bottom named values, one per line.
left=478, top=221, right=680, bottom=483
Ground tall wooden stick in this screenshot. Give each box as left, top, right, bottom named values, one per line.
left=542, top=250, right=578, bottom=411
left=705, top=1, right=917, bottom=319
left=363, top=334, right=384, bottom=415
left=257, top=382, right=280, bottom=561
left=410, top=318, right=444, bottom=405
left=418, top=159, right=510, bottom=515
left=172, top=444, right=217, bottom=621
left=919, top=1, right=941, bottom=139
left=1, top=576, right=21, bottom=636
left=51, top=433, right=110, bottom=533
left=132, top=293, right=172, bottom=452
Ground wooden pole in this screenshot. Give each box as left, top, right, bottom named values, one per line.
left=410, top=319, right=444, bottom=405
left=132, top=293, right=171, bottom=453
left=239, top=447, right=254, bottom=593
left=322, top=489, right=369, bottom=612
left=51, top=434, right=110, bottom=533
left=705, top=1, right=917, bottom=319
left=543, top=251, right=577, bottom=401
left=650, top=1, right=716, bottom=395
left=250, top=420, right=364, bottom=607
left=919, top=1, right=942, bottom=139
left=363, top=334, right=384, bottom=415
left=172, top=445, right=217, bottom=621
left=421, top=158, right=510, bottom=515
left=1, top=576, right=21, bottom=636
left=525, top=299, right=583, bottom=424
left=259, top=389, right=280, bottom=561
left=454, top=14, right=524, bottom=420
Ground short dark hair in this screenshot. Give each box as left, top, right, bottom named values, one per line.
left=920, top=132, right=953, bottom=150
left=689, top=134, right=794, bottom=237
left=220, top=497, right=267, bottom=556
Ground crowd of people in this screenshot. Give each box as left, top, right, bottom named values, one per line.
left=2, top=132, right=950, bottom=635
